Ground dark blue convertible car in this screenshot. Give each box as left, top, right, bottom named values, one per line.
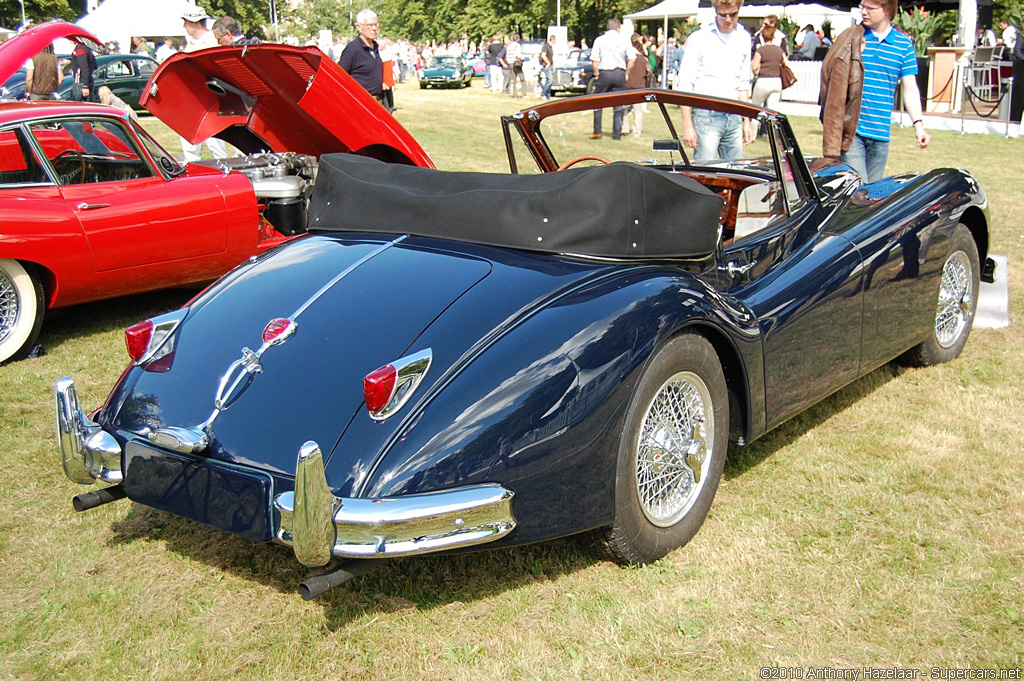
left=57, top=84, right=993, bottom=598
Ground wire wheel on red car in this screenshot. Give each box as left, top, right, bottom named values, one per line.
left=0, top=259, right=45, bottom=365
left=604, top=332, right=728, bottom=565
left=902, top=224, right=980, bottom=366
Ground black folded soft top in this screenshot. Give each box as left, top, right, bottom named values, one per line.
left=308, top=154, right=724, bottom=260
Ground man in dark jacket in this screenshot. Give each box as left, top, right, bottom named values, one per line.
left=338, top=8, right=386, bottom=106
left=70, top=44, right=98, bottom=102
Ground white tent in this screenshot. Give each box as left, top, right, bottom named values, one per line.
left=624, top=0, right=700, bottom=21
left=77, top=0, right=193, bottom=52
left=694, top=3, right=856, bottom=32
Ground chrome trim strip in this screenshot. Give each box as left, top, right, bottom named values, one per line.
left=291, top=235, right=406, bottom=320
left=56, top=377, right=123, bottom=484
left=274, top=441, right=515, bottom=563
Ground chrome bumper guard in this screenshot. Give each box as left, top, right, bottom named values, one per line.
left=56, top=377, right=123, bottom=485
left=274, top=441, right=516, bottom=567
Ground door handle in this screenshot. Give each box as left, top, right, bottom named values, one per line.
left=719, top=260, right=757, bottom=276
left=76, top=202, right=110, bottom=211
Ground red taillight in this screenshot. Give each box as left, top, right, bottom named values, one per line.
left=363, top=364, right=397, bottom=416
left=262, top=317, right=296, bottom=345
left=125, top=320, right=154, bottom=362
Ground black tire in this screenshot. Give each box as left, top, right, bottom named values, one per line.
left=902, top=224, right=980, bottom=366
left=419, top=83, right=427, bottom=89
left=603, top=332, right=728, bottom=565
left=0, top=259, right=45, bottom=365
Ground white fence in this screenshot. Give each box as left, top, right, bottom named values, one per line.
left=780, top=60, right=822, bottom=103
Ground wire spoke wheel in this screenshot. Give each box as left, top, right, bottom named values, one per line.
left=935, top=250, right=972, bottom=349
left=0, top=266, right=19, bottom=347
left=0, top=259, right=44, bottom=365
left=604, top=332, right=727, bottom=565
left=636, top=371, right=713, bottom=527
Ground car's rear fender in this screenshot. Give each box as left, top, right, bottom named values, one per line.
left=353, top=268, right=763, bottom=546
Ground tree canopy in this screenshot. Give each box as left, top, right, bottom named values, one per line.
left=284, top=0, right=650, bottom=47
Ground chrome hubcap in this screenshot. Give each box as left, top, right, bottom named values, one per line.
left=935, top=251, right=972, bottom=348
left=0, top=267, right=20, bottom=346
left=636, top=371, right=713, bottom=527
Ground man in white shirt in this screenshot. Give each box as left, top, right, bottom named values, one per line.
left=677, top=0, right=754, bottom=160
left=999, top=19, right=1017, bottom=47
left=589, top=18, right=634, bottom=140
left=179, top=4, right=227, bottom=162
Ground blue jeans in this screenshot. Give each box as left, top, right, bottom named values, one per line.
left=841, top=134, right=889, bottom=184
left=692, top=109, right=742, bottom=162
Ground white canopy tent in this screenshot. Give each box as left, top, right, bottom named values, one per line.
left=77, top=0, right=193, bottom=53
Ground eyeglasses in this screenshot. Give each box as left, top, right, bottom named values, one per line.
left=859, top=4, right=883, bottom=12
left=360, top=22, right=379, bottom=28
left=716, top=10, right=740, bottom=18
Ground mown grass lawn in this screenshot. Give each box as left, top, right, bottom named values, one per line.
left=1, top=81, right=1021, bottom=679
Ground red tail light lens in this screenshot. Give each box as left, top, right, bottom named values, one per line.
left=125, top=320, right=154, bottom=362
left=124, top=309, right=188, bottom=369
left=363, top=364, right=397, bottom=416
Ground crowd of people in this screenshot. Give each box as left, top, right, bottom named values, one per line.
left=30, top=0, right=1024, bottom=183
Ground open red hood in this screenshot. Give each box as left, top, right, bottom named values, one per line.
left=0, top=21, right=104, bottom=83
left=142, top=44, right=434, bottom=167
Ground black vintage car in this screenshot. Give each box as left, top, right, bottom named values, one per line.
left=550, top=48, right=595, bottom=95
left=2, top=53, right=157, bottom=110
left=56, top=66, right=993, bottom=598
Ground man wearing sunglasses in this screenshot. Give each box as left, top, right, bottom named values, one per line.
left=820, top=0, right=929, bottom=183
left=676, top=0, right=754, bottom=161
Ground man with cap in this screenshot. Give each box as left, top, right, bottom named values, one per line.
left=179, top=4, right=228, bottom=162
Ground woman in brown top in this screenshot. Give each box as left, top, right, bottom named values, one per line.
left=751, top=21, right=789, bottom=111
left=624, top=33, right=652, bottom=137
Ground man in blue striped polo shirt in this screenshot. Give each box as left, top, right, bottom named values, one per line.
left=844, top=0, right=930, bottom=182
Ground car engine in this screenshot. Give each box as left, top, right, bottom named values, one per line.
left=202, top=153, right=318, bottom=236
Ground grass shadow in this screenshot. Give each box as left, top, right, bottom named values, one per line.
left=107, top=503, right=601, bottom=627
left=724, top=361, right=905, bottom=479
left=38, top=288, right=198, bottom=355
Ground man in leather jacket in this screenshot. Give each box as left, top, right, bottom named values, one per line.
left=819, top=0, right=929, bottom=182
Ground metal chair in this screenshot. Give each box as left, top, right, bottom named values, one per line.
left=969, top=46, right=998, bottom=100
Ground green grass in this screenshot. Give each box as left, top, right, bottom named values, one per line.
left=2, top=81, right=1022, bottom=679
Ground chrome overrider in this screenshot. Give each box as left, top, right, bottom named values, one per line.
left=56, top=377, right=123, bottom=484
left=274, top=441, right=517, bottom=567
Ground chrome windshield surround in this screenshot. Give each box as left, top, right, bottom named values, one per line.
left=274, top=440, right=516, bottom=566
left=56, top=377, right=123, bottom=484
left=369, top=348, right=433, bottom=421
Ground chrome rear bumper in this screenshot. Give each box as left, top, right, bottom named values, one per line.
left=274, top=441, right=516, bottom=566
left=57, top=377, right=516, bottom=567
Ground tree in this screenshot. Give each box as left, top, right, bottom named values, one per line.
left=0, top=0, right=78, bottom=30
left=204, top=0, right=272, bottom=40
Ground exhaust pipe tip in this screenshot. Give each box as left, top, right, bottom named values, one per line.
left=72, top=485, right=127, bottom=512
left=298, top=559, right=383, bottom=600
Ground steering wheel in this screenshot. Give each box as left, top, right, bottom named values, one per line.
left=557, top=154, right=612, bottom=171
left=52, top=149, right=86, bottom=184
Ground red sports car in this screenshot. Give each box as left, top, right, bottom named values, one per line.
left=0, top=22, right=433, bottom=364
